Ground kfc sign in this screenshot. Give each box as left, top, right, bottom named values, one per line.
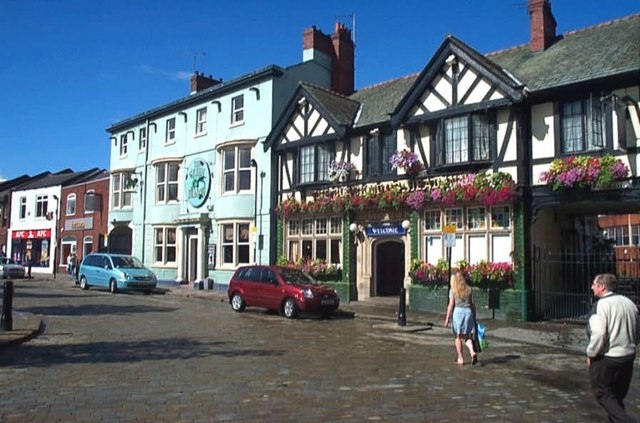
left=12, top=229, right=51, bottom=239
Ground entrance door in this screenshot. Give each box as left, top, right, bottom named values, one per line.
left=188, top=235, right=198, bottom=282
left=374, top=240, right=405, bottom=296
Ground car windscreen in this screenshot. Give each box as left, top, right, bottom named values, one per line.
left=111, top=256, right=144, bottom=269
left=278, top=268, right=316, bottom=285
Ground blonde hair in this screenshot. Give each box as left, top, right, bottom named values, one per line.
left=451, top=271, right=472, bottom=301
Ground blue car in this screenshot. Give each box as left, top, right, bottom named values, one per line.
left=78, top=253, right=157, bottom=294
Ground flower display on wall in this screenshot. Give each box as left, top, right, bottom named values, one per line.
left=328, top=160, right=357, bottom=182
left=539, top=154, right=629, bottom=190
left=277, top=256, right=341, bottom=277
left=275, top=171, right=518, bottom=218
left=409, top=258, right=515, bottom=290
left=390, top=149, right=423, bottom=176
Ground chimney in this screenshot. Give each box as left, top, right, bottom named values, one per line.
left=330, top=22, right=355, bottom=96
left=302, top=23, right=355, bottom=96
left=529, top=0, right=557, bottom=52
left=190, top=72, right=221, bottom=95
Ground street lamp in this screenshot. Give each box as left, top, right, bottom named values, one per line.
left=250, top=159, right=258, bottom=263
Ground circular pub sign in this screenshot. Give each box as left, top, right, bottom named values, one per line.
left=185, top=158, right=211, bottom=208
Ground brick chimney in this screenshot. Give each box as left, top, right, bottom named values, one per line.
left=190, top=72, right=221, bottom=95
left=302, top=23, right=355, bottom=96
left=529, top=0, right=557, bottom=52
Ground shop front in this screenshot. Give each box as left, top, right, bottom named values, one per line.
left=10, top=229, right=53, bottom=273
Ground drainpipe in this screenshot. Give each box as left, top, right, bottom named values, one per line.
left=140, top=119, right=151, bottom=263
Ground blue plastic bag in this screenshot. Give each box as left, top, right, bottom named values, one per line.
left=477, top=323, right=488, bottom=350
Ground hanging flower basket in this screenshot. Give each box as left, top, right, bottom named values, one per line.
left=539, top=154, right=629, bottom=191
left=390, top=149, right=423, bottom=177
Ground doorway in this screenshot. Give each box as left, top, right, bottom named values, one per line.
left=373, top=239, right=405, bottom=296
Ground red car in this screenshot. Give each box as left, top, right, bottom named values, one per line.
left=227, top=265, right=340, bottom=319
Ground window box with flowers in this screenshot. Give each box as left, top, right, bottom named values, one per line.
left=277, top=257, right=342, bottom=281
left=539, top=154, right=629, bottom=191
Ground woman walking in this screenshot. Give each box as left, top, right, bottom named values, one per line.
left=444, top=271, right=478, bottom=365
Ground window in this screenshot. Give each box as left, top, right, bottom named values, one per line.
left=35, top=195, right=48, bottom=218
left=139, top=127, right=147, bottom=150
left=561, top=96, right=604, bottom=153
left=196, top=107, right=207, bottom=135
left=154, top=227, right=177, bottom=265
left=365, top=131, right=395, bottom=177
left=436, top=113, right=491, bottom=165
left=422, top=206, right=511, bottom=264
left=111, top=172, right=134, bottom=209
left=285, top=216, right=342, bottom=265
left=231, top=95, right=244, bottom=124
left=84, top=190, right=97, bottom=213
left=299, top=144, right=332, bottom=184
left=156, top=162, right=179, bottom=203
left=165, top=118, right=176, bottom=144
left=222, top=146, right=251, bottom=193
left=119, top=134, right=128, bottom=156
left=19, top=196, right=26, bottom=219
left=66, top=194, right=76, bottom=216
left=221, top=222, right=250, bottom=266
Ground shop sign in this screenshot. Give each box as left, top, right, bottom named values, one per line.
left=365, top=224, right=406, bottom=237
left=12, top=229, right=51, bottom=239
left=185, top=158, right=211, bottom=208
left=65, top=217, right=94, bottom=231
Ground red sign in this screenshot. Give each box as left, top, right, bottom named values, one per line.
left=12, top=229, right=51, bottom=239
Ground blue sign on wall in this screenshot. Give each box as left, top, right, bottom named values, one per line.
left=185, top=158, right=211, bottom=208
left=365, top=224, right=407, bottom=237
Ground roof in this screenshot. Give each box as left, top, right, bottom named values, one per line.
left=489, top=13, right=640, bottom=93
left=15, top=168, right=104, bottom=191
left=350, top=75, right=418, bottom=129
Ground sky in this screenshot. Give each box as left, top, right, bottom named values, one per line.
left=0, top=0, right=638, bottom=181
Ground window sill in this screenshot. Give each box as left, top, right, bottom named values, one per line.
left=229, top=121, right=245, bottom=128
left=194, top=132, right=207, bottom=138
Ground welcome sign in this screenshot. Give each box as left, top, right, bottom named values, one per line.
left=185, top=158, right=211, bottom=208
left=365, top=224, right=407, bottom=237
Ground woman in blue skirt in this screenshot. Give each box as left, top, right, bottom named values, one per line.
left=444, top=271, right=478, bottom=365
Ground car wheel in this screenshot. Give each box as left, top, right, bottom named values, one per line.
left=79, top=276, right=89, bottom=290
left=230, top=293, right=245, bottom=312
left=283, top=298, right=298, bottom=319
left=109, top=279, right=118, bottom=294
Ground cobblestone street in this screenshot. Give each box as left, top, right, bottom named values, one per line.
left=1, top=278, right=638, bottom=422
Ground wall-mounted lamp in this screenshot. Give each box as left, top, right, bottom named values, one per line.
left=211, top=100, right=221, bottom=112
left=349, top=222, right=364, bottom=245
left=401, top=219, right=411, bottom=231
left=249, top=87, right=260, bottom=100
left=349, top=223, right=358, bottom=233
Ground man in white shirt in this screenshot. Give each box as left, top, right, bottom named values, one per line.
left=586, top=273, right=640, bottom=423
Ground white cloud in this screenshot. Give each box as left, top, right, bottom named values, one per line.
left=134, top=64, right=191, bottom=81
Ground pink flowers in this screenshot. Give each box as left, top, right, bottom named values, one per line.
left=539, top=154, right=629, bottom=190
left=390, top=149, right=423, bottom=176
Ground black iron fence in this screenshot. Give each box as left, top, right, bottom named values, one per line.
left=531, top=247, right=639, bottom=322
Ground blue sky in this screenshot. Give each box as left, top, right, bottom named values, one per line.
left=1, top=0, right=637, bottom=181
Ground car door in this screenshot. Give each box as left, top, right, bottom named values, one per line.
left=239, top=267, right=261, bottom=306
left=94, top=256, right=111, bottom=287
left=259, top=268, right=283, bottom=310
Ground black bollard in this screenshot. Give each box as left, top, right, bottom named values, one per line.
left=1, top=281, right=14, bottom=331
left=398, top=286, right=407, bottom=327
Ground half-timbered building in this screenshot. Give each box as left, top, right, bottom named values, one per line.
left=266, top=0, right=640, bottom=320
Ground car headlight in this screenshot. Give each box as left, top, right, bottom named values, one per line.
left=123, top=272, right=132, bottom=280
left=302, top=288, right=313, bottom=299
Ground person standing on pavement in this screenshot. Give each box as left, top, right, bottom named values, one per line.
left=586, top=273, right=640, bottom=423
left=444, top=271, right=478, bottom=365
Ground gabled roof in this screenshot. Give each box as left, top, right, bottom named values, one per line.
left=0, top=175, right=35, bottom=194
left=265, top=82, right=360, bottom=150
left=350, top=75, right=418, bottom=129
left=391, top=35, right=526, bottom=127
left=489, top=13, right=640, bottom=95
left=15, top=168, right=103, bottom=191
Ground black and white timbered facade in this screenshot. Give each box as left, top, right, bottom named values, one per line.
left=266, top=1, right=640, bottom=320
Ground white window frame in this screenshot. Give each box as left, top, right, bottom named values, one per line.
left=222, top=145, right=252, bottom=194
left=66, top=194, right=76, bottom=216
left=165, top=118, right=176, bottom=144
left=84, top=189, right=96, bottom=214
left=231, top=95, right=244, bottom=125
left=195, top=107, right=207, bottom=135
left=139, top=127, right=147, bottom=151
left=154, top=226, right=177, bottom=266
left=35, top=194, right=48, bottom=218
left=155, top=162, right=180, bottom=203
left=19, top=196, right=26, bottom=219
left=119, top=134, right=128, bottom=157
left=285, top=216, right=342, bottom=265
left=220, top=221, right=251, bottom=267
left=111, top=172, right=134, bottom=209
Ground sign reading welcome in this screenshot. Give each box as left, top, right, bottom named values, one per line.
left=365, top=224, right=407, bottom=237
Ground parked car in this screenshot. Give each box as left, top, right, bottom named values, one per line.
left=0, top=257, right=25, bottom=279
left=78, top=253, right=157, bottom=294
left=227, top=265, right=340, bottom=318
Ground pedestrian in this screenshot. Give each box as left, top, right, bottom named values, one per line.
left=67, top=253, right=76, bottom=277
left=444, top=271, right=478, bottom=365
left=586, top=273, right=640, bottom=423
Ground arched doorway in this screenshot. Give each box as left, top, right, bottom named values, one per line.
left=373, top=239, right=405, bottom=296
left=108, top=226, right=132, bottom=255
